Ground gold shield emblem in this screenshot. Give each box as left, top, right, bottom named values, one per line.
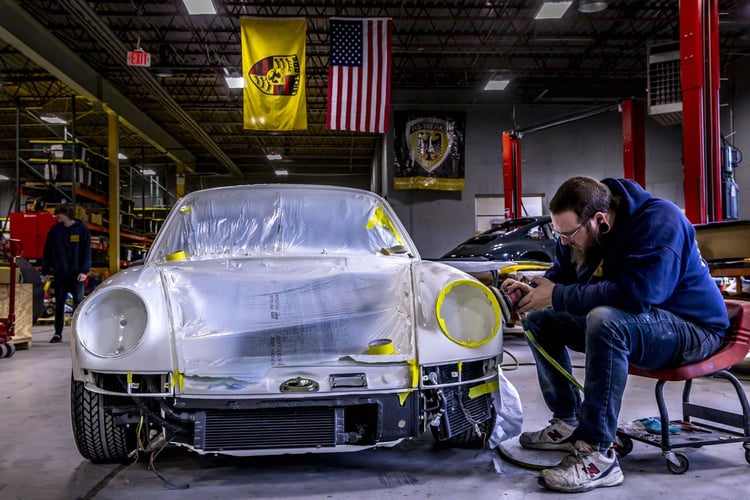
left=406, top=118, right=454, bottom=172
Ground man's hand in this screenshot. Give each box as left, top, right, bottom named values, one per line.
left=516, top=276, right=554, bottom=313
left=500, top=277, right=533, bottom=296
left=77, top=273, right=87, bottom=282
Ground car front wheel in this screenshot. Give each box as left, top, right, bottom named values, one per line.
left=70, top=375, right=135, bottom=463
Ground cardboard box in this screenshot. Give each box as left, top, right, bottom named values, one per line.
left=694, top=220, right=750, bottom=262
left=0, top=283, right=33, bottom=345
left=0, top=266, right=22, bottom=285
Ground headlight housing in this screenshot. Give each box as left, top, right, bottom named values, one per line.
left=435, top=279, right=501, bottom=347
left=77, top=289, right=148, bottom=357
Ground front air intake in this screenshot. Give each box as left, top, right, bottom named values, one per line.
left=194, top=408, right=337, bottom=451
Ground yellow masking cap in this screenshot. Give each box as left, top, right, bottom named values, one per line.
left=368, top=338, right=395, bottom=355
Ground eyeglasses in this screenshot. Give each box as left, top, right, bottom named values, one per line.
left=554, top=218, right=590, bottom=242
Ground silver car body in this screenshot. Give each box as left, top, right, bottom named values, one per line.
left=71, top=185, right=506, bottom=458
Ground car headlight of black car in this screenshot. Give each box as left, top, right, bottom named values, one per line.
left=435, top=279, right=501, bottom=347
left=77, top=289, right=148, bottom=357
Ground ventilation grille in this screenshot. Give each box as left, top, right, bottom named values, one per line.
left=647, top=42, right=683, bottom=126
left=441, top=388, right=492, bottom=437
left=196, top=408, right=336, bottom=451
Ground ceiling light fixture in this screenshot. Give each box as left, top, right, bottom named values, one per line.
left=577, top=1, right=608, bottom=13
left=142, top=169, right=157, bottom=176
left=182, top=0, right=216, bottom=15
left=266, top=152, right=283, bottom=161
left=40, top=115, right=67, bottom=124
left=484, top=79, right=511, bottom=91
left=223, top=68, right=245, bottom=89
left=274, top=169, right=289, bottom=176
left=535, top=1, right=573, bottom=19
left=118, top=153, right=128, bottom=160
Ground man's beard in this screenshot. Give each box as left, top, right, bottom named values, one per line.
left=571, top=230, right=603, bottom=271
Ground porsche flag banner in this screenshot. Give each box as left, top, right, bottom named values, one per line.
left=393, top=111, right=466, bottom=191
left=241, top=17, right=307, bottom=131
left=326, top=18, right=392, bottom=133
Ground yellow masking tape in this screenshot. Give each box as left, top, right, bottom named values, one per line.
left=398, top=391, right=410, bottom=406
left=368, top=338, right=395, bottom=355
left=468, top=380, right=499, bottom=400
left=366, top=206, right=404, bottom=244
left=166, top=250, right=186, bottom=261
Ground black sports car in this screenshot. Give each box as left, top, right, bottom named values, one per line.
left=441, top=216, right=556, bottom=262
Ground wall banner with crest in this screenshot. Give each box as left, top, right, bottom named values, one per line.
left=392, top=111, right=465, bottom=191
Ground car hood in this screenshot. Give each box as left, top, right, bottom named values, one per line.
left=159, top=257, right=414, bottom=385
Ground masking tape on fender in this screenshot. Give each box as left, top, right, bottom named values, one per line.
left=166, top=250, right=186, bottom=261
left=368, top=338, right=395, bottom=355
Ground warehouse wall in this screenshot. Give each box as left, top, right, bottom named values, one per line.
left=387, top=96, right=685, bottom=258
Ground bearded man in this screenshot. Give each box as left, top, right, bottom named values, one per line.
left=501, top=176, right=728, bottom=493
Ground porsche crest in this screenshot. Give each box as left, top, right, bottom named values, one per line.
left=247, top=55, right=301, bottom=96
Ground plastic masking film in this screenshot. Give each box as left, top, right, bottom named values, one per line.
left=149, top=185, right=418, bottom=262
left=163, top=257, right=414, bottom=383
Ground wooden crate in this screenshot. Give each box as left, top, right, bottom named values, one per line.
left=0, top=283, right=33, bottom=349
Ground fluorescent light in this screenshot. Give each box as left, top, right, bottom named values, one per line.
left=118, top=153, right=128, bottom=160
left=0, top=174, right=10, bottom=181
left=484, top=79, right=511, bottom=91
left=224, top=76, right=245, bottom=89
left=40, top=115, right=67, bottom=124
left=274, top=169, right=289, bottom=176
left=535, top=1, right=573, bottom=19
left=266, top=153, right=283, bottom=161
left=182, top=0, right=216, bottom=15
left=142, top=169, right=157, bottom=176
left=578, top=1, right=608, bottom=13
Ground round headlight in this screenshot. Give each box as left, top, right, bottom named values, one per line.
left=76, top=289, right=148, bottom=357
left=435, top=280, right=501, bottom=347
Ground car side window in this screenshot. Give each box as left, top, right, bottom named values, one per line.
left=526, top=225, right=547, bottom=240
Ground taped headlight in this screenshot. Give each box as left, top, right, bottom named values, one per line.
left=77, top=289, right=148, bottom=357
left=435, top=280, right=501, bottom=347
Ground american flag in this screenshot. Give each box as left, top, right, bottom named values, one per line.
left=326, top=18, right=392, bottom=133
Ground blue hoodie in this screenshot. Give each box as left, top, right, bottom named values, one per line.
left=41, top=219, right=92, bottom=277
left=546, top=178, right=729, bottom=335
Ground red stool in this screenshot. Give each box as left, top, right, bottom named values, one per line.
left=616, top=299, right=750, bottom=473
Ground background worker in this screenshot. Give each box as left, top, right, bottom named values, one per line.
left=41, top=204, right=91, bottom=344
left=502, top=176, right=728, bottom=493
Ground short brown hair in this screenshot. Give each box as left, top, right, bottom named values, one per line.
left=549, top=176, right=614, bottom=222
left=54, top=204, right=71, bottom=216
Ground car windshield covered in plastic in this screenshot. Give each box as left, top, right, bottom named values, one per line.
left=147, top=185, right=416, bottom=262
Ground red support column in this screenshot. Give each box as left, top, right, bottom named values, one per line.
left=680, top=0, right=721, bottom=224
left=502, top=131, right=522, bottom=220
left=622, top=99, right=646, bottom=187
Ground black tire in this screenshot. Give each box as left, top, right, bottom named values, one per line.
left=614, top=435, right=633, bottom=458
left=70, top=376, right=135, bottom=463
left=744, top=448, right=750, bottom=465
left=666, top=453, right=689, bottom=474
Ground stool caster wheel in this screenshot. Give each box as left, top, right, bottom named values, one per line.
left=615, top=435, right=633, bottom=458
left=745, top=449, right=750, bottom=465
left=666, top=453, right=689, bottom=474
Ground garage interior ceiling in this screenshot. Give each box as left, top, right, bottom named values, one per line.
left=1, top=0, right=749, bottom=188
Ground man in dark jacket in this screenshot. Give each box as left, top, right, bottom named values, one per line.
left=502, top=177, right=728, bottom=493
left=41, top=204, right=91, bottom=343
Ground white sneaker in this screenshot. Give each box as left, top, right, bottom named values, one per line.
left=519, top=418, right=576, bottom=451
left=539, top=440, right=625, bottom=493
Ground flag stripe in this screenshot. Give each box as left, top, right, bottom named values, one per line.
left=326, top=18, right=391, bottom=134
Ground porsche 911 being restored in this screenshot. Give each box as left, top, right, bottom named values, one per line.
left=70, top=185, right=511, bottom=462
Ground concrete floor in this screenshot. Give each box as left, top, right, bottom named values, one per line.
left=2, top=325, right=749, bottom=500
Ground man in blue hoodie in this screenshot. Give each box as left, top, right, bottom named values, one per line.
left=502, top=177, right=728, bottom=493
left=41, top=204, right=91, bottom=343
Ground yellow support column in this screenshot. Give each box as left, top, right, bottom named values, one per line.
left=176, top=161, right=185, bottom=199
left=107, top=110, right=121, bottom=277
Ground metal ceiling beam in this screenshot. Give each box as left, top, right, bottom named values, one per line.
left=0, top=0, right=196, bottom=170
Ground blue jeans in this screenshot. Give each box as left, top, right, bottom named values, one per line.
left=523, top=306, right=723, bottom=450
left=53, top=274, right=85, bottom=337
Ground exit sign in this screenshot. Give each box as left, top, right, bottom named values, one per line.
left=127, top=49, right=151, bottom=67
